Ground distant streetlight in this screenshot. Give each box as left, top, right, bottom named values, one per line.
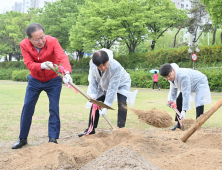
left=188, top=38, right=200, bottom=70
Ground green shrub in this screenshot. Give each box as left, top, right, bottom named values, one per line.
left=80, top=74, right=89, bottom=85
left=12, top=70, right=30, bottom=81
left=0, top=69, right=14, bottom=80
left=71, top=74, right=83, bottom=85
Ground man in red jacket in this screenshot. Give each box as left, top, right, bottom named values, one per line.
left=12, top=23, right=73, bottom=149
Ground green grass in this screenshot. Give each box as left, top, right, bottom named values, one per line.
left=0, top=80, right=222, bottom=142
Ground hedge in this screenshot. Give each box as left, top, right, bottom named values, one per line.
left=1, top=68, right=222, bottom=92
left=0, top=44, right=221, bottom=70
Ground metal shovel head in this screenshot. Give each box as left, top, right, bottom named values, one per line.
left=90, top=98, right=114, bottom=110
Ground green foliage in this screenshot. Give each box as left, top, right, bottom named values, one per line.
left=128, top=69, right=170, bottom=89
left=12, top=70, right=30, bottom=81
left=71, top=74, right=82, bottom=85
left=70, top=0, right=188, bottom=53
left=0, top=69, right=14, bottom=80
left=31, top=0, right=85, bottom=52
left=80, top=74, right=89, bottom=85
left=0, top=61, right=26, bottom=69
left=201, top=0, right=222, bottom=25
left=71, top=73, right=88, bottom=85
left=0, top=11, right=33, bottom=60
left=198, top=68, right=222, bottom=92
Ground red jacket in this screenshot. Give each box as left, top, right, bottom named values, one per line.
left=153, top=73, right=158, bottom=82
left=20, top=35, right=72, bottom=82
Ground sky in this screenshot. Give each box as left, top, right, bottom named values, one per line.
left=0, top=0, right=22, bottom=14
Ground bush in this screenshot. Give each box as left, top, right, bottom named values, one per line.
left=80, top=74, right=89, bottom=85
left=12, top=70, right=30, bottom=81
left=0, top=69, right=14, bottom=80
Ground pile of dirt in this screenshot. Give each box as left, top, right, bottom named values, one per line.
left=81, top=146, right=160, bottom=170
left=2, top=128, right=222, bottom=170
left=130, top=108, right=173, bottom=128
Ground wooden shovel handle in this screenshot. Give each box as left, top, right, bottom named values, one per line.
left=103, top=115, right=116, bottom=130
left=45, top=62, right=91, bottom=100
left=45, top=62, right=115, bottom=110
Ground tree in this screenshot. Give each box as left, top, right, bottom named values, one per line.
left=200, top=0, right=222, bottom=25
left=31, top=0, right=85, bottom=52
left=144, top=0, right=188, bottom=50
left=187, top=0, right=213, bottom=44
left=0, top=11, right=32, bottom=61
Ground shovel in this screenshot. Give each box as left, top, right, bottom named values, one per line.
left=46, top=62, right=114, bottom=110
left=46, top=62, right=116, bottom=130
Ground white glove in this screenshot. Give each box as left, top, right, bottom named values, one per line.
left=89, top=94, right=97, bottom=100
left=180, top=110, right=186, bottom=119
left=99, top=108, right=107, bottom=117
left=41, top=61, right=53, bottom=70
left=63, top=72, right=73, bottom=85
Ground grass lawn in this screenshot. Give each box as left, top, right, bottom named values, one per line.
left=1, top=80, right=222, bottom=142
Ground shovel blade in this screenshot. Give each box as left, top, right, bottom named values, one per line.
left=90, top=99, right=114, bottom=110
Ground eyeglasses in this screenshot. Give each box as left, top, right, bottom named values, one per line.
left=164, top=72, right=172, bottom=80
left=31, top=36, right=45, bottom=43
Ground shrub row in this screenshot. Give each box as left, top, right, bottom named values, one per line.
left=0, top=44, right=221, bottom=70
left=1, top=68, right=222, bottom=91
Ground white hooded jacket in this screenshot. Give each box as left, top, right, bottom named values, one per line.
left=87, top=48, right=132, bottom=107
left=168, top=63, right=212, bottom=110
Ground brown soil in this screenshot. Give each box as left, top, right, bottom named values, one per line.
left=181, top=119, right=195, bottom=131
left=2, top=127, right=222, bottom=170
left=130, top=108, right=173, bottom=128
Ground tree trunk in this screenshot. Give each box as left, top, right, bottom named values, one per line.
left=212, top=27, right=217, bottom=45
left=173, top=28, right=181, bottom=48
left=221, top=32, right=222, bottom=44
left=8, top=53, right=13, bottom=61
left=128, top=44, right=136, bottom=54
left=151, top=40, right=156, bottom=50
left=77, top=50, right=84, bottom=60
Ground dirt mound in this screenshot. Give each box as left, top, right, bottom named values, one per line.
left=2, top=128, right=222, bottom=170
left=81, top=146, right=160, bottom=170
left=130, top=108, right=173, bottom=128
left=0, top=143, right=100, bottom=170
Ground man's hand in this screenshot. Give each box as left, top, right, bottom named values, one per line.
left=180, top=110, right=186, bottom=119
left=41, top=61, right=53, bottom=70
left=89, top=94, right=97, bottom=100
left=99, top=108, right=107, bottom=117
left=63, top=72, right=73, bottom=85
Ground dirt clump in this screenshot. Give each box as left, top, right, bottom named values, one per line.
left=130, top=108, right=173, bottom=128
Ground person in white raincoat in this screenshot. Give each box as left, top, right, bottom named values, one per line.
left=159, top=63, right=212, bottom=131
left=78, top=48, right=135, bottom=137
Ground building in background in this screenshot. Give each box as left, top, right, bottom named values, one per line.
left=13, top=2, right=22, bottom=12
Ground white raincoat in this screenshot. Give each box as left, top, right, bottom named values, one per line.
left=168, top=63, right=212, bottom=110
left=86, top=48, right=137, bottom=108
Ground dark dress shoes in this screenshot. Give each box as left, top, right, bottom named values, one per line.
left=78, top=128, right=95, bottom=137
left=12, top=138, right=27, bottom=149
left=49, top=138, right=58, bottom=144
left=170, top=123, right=181, bottom=131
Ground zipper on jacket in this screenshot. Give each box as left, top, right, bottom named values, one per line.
left=37, top=48, right=45, bottom=60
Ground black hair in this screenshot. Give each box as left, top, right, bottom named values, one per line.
left=159, top=63, right=173, bottom=77
left=154, top=71, right=157, bottom=74
left=26, top=23, right=45, bottom=38
left=92, top=50, right=109, bottom=66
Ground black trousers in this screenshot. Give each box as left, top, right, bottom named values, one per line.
left=175, top=92, right=204, bottom=122
left=153, top=82, right=160, bottom=89
left=88, top=93, right=127, bottom=128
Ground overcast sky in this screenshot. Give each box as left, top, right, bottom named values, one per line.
left=0, top=0, right=22, bottom=14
